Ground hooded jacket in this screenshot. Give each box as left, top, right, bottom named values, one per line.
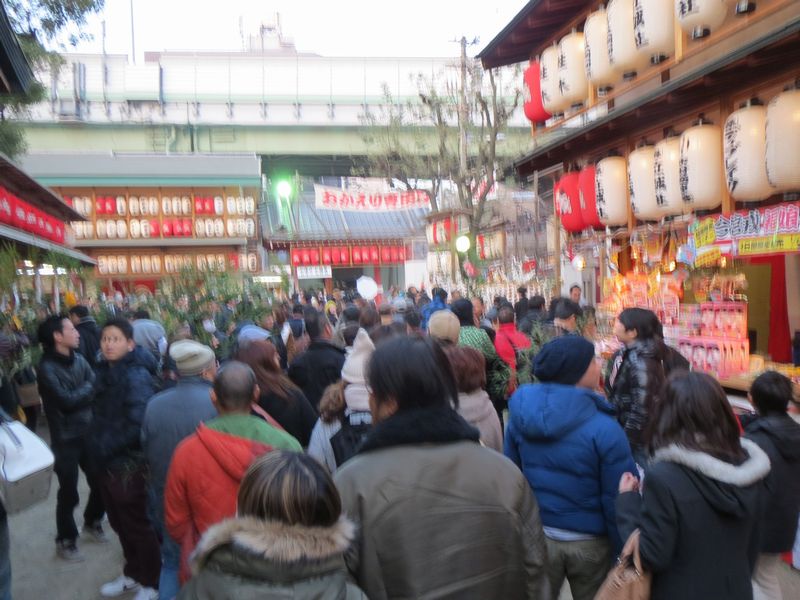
left=288, top=340, right=346, bottom=411
left=616, top=438, right=770, bottom=600
left=745, top=413, right=800, bottom=553
left=37, top=349, right=95, bottom=444
left=333, top=405, right=548, bottom=600
left=505, top=383, right=635, bottom=550
left=457, top=389, right=503, bottom=452
left=74, top=317, right=101, bottom=368
left=178, top=516, right=365, bottom=600
left=166, top=415, right=302, bottom=584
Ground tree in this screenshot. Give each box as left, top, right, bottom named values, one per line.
left=0, top=1, right=104, bottom=158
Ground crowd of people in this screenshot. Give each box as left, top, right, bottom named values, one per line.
left=0, top=283, right=797, bottom=600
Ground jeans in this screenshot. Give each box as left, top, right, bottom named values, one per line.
left=752, top=553, right=783, bottom=600
left=158, top=536, right=180, bottom=600
left=0, top=507, right=10, bottom=600
left=545, top=536, right=613, bottom=600
left=99, top=466, right=161, bottom=589
left=53, top=438, right=105, bottom=542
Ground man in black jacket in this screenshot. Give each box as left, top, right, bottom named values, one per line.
left=68, top=305, right=101, bottom=368
left=37, top=315, right=106, bottom=562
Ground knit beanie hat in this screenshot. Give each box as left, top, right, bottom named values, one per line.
left=341, top=328, right=375, bottom=385
left=428, top=310, right=460, bottom=343
left=169, top=339, right=216, bottom=377
left=533, top=335, right=595, bottom=385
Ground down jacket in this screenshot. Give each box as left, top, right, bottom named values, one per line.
left=37, top=349, right=95, bottom=445
left=178, top=516, right=366, bottom=599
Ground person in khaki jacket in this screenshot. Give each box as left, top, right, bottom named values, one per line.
left=334, top=336, right=549, bottom=600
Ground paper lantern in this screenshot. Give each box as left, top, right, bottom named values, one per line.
left=194, top=197, right=203, bottom=213
left=381, top=246, right=391, bottom=263
left=558, top=31, right=589, bottom=108
left=309, top=248, right=320, bottom=265
left=331, top=247, right=341, bottom=265
left=322, top=247, right=333, bottom=264
left=635, top=0, right=675, bottom=64
left=399, top=246, right=407, bottom=261
left=245, top=218, right=256, bottom=238
left=390, top=246, right=400, bottom=262
left=95, top=198, right=105, bottom=215
left=162, top=220, right=173, bottom=237
left=170, top=218, right=181, bottom=237
left=352, top=247, right=362, bottom=264
left=523, top=61, right=551, bottom=124
left=766, top=85, right=800, bottom=192
left=116, top=197, right=127, bottom=216
left=607, top=0, right=649, bottom=78
left=629, top=144, right=664, bottom=220
left=291, top=249, right=302, bottom=266
left=214, top=197, right=224, bottom=215
left=116, top=220, right=128, bottom=239
left=680, top=118, right=723, bottom=210
left=578, top=166, right=603, bottom=228
left=369, top=246, right=379, bottom=263
left=204, top=220, right=215, bottom=238
left=102, top=197, right=114, bottom=215
left=182, top=219, right=192, bottom=237
left=540, top=45, right=568, bottom=115
left=129, top=197, right=139, bottom=216
left=554, top=172, right=585, bottom=232
left=584, top=8, right=620, bottom=92
left=654, top=134, right=685, bottom=215
left=675, top=0, right=728, bottom=39
left=595, top=156, right=629, bottom=226
left=245, top=196, right=255, bottom=215
left=724, top=100, right=775, bottom=202
left=181, top=197, right=191, bottom=215
left=340, top=248, right=350, bottom=264
left=203, top=198, right=214, bottom=214
left=169, top=197, right=179, bottom=216
left=214, top=218, right=225, bottom=238
left=301, top=249, right=311, bottom=266
left=150, top=219, right=160, bottom=238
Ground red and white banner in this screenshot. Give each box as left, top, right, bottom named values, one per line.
left=314, top=184, right=430, bottom=212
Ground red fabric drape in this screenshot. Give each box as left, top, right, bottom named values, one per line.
left=748, top=255, right=792, bottom=362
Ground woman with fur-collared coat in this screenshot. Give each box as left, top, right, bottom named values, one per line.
left=178, top=451, right=364, bottom=599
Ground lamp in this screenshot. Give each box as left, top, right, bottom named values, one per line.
left=455, top=235, right=471, bottom=253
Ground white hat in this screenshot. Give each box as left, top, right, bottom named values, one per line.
left=341, top=328, right=375, bottom=385
left=169, top=340, right=215, bottom=376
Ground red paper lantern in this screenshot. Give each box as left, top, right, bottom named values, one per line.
left=291, top=249, right=302, bottom=266
left=203, top=198, right=213, bottom=214
left=63, top=196, right=73, bottom=207
left=104, top=197, right=115, bottom=214
left=578, top=166, right=603, bottom=228
left=309, top=248, right=320, bottom=265
left=170, top=218, right=181, bottom=236
left=381, top=246, right=391, bottom=263
left=340, top=247, right=350, bottom=264
left=194, top=197, right=204, bottom=213
left=390, top=246, right=400, bottom=262
left=364, top=246, right=374, bottom=263
left=301, top=249, right=311, bottom=265
left=322, top=247, right=332, bottom=264
left=182, top=219, right=192, bottom=236
left=150, top=219, right=160, bottom=237
left=399, top=246, right=407, bottom=261
left=162, top=220, right=173, bottom=237
left=523, top=60, right=551, bottom=124
left=554, top=173, right=585, bottom=233
left=95, top=198, right=105, bottom=215
left=352, top=247, right=362, bottom=264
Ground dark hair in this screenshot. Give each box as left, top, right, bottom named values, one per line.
left=102, top=317, right=134, bottom=340
left=378, top=303, right=393, bottom=316
left=342, top=323, right=360, bottom=347
left=303, top=307, right=327, bottom=340
left=214, top=361, right=257, bottom=410
left=554, top=298, right=582, bottom=320
left=498, top=305, right=515, bottom=324
left=443, top=345, right=486, bottom=393
left=433, top=287, right=447, bottom=302
left=367, top=337, right=458, bottom=411
left=342, top=305, right=360, bottom=324
left=750, top=370, right=793, bottom=415
left=37, top=315, right=68, bottom=350
left=235, top=340, right=299, bottom=403
left=548, top=297, right=563, bottom=320
left=404, top=309, right=422, bottom=329
left=569, top=284, right=581, bottom=293
left=359, top=306, right=380, bottom=330
left=647, top=371, right=745, bottom=463
left=530, top=295, right=546, bottom=310
left=68, top=305, right=89, bottom=318
left=517, top=286, right=527, bottom=295
left=238, top=451, right=341, bottom=527
left=292, top=303, right=304, bottom=316
left=618, top=308, right=662, bottom=341
left=451, top=298, right=474, bottom=327
left=133, top=309, right=150, bottom=320
left=369, top=323, right=404, bottom=346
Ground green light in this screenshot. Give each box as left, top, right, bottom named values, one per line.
left=276, top=180, right=292, bottom=198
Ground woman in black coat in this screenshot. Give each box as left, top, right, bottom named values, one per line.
left=616, top=372, right=770, bottom=600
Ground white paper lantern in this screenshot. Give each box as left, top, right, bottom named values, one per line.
left=116, top=197, right=127, bottom=216
left=541, top=45, right=568, bottom=114
left=226, top=196, right=236, bottom=214
left=245, top=218, right=256, bottom=237
left=161, top=197, right=171, bottom=215
left=129, top=197, right=139, bottom=216
left=214, top=218, right=225, bottom=237
left=130, top=219, right=141, bottom=238
left=766, top=86, right=800, bottom=191
left=181, top=196, right=191, bottom=215
left=226, top=219, right=236, bottom=237
left=96, top=220, right=106, bottom=238
left=595, top=156, right=629, bottom=226
left=635, top=0, right=675, bottom=64
left=117, top=256, right=128, bottom=274
left=245, top=196, right=255, bottom=215
left=680, top=118, right=723, bottom=210
left=675, top=0, right=728, bottom=39
left=214, top=196, right=224, bottom=215
left=629, top=144, right=664, bottom=220
left=151, top=256, right=162, bottom=273
left=195, top=219, right=205, bottom=237
left=130, top=256, right=141, bottom=273
left=141, top=220, right=152, bottom=239
left=724, top=101, right=775, bottom=202
left=149, top=197, right=159, bottom=215
left=608, top=0, right=650, bottom=78
left=116, top=220, right=128, bottom=239
left=584, top=9, right=621, bottom=91
left=558, top=31, right=589, bottom=107
left=654, top=135, right=685, bottom=215
left=171, top=197, right=181, bottom=216
left=138, top=197, right=148, bottom=216
left=107, top=256, right=118, bottom=275
left=204, top=220, right=214, bottom=238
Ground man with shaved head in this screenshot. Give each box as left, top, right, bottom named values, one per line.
left=164, top=361, right=301, bottom=585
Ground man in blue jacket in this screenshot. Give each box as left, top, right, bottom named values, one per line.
left=505, top=335, right=635, bottom=600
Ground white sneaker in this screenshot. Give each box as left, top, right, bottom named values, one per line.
left=100, top=575, right=140, bottom=597
left=132, top=587, right=158, bottom=600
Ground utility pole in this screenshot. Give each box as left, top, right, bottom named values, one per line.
left=458, top=36, right=468, bottom=177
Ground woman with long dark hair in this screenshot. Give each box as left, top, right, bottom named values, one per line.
left=616, top=372, right=770, bottom=600
left=235, top=340, right=317, bottom=447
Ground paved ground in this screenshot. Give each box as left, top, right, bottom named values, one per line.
left=8, top=421, right=800, bottom=599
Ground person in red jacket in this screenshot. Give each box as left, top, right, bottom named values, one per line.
left=494, top=305, right=531, bottom=393
left=164, top=361, right=301, bottom=585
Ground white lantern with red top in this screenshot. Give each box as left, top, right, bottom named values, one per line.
left=635, top=0, right=675, bottom=64
left=629, top=143, right=664, bottom=220
left=724, top=99, right=775, bottom=202
left=540, top=45, right=568, bottom=115
left=558, top=31, right=589, bottom=108
left=607, top=0, right=650, bottom=79
left=523, top=61, right=551, bottom=124
left=555, top=172, right=585, bottom=233
left=654, top=133, right=685, bottom=215
left=595, top=156, right=630, bottom=226
left=766, top=83, right=800, bottom=192
left=680, top=117, right=724, bottom=210
left=675, top=0, right=728, bottom=39
left=584, top=8, right=620, bottom=92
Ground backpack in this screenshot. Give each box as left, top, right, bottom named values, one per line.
left=0, top=411, right=54, bottom=514
left=329, top=416, right=372, bottom=467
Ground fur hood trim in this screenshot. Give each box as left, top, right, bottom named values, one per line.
left=190, top=515, right=355, bottom=572
left=653, top=438, right=770, bottom=487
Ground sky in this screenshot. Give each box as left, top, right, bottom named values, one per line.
left=65, top=0, right=526, bottom=60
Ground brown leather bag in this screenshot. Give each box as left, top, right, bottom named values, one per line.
left=594, top=529, right=651, bottom=600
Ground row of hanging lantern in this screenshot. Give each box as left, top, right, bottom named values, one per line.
left=555, top=83, right=800, bottom=232
left=291, top=245, right=407, bottom=267
left=525, top=1, right=750, bottom=123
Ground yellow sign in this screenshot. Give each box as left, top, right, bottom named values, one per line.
left=694, top=217, right=716, bottom=248
left=695, top=246, right=722, bottom=267
left=738, top=234, right=800, bottom=256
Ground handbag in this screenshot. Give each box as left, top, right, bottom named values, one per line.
left=0, top=415, right=54, bottom=514
left=15, top=382, right=40, bottom=409
left=594, top=529, right=651, bottom=600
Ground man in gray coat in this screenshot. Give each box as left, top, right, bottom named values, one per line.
left=141, top=340, right=217, bottom=600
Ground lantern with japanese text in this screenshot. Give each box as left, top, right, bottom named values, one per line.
left=106, top=220, right=117, bottom=239
left=555, top=172, right=585, bottom=232
left=608, top=0, right=650, bottom=79
left=301, top=249, right=311, bottom=266
left=322, top=247, right=333, bottom=264
left=203, top=197, right=213, bottom=215
left=310, top=249, right=320, bottom=265
left=95, top=198, right=105, bottom=215
left=629, top=143, right=664, bottom=220
left=766, top=84, right=800, bottom=192
left=170, top=218, right=181, bottom=237
left=399, top=246, right=407, bottom=261
left=595, top=156, right=629, bottom=226
left=104, top=197, right=115, bottom=214
left=331, top=247, right=341, bottom=265
left=381, top=246, right=392, bottom=263
left=584, top=8, right=620, bottom=92
left=578, top=166, right=603, bottom=228
left=390, top=246, right=400, bottom=263
left=116, top=220, right=127, bottom=239
left=352, top=247, right=362, bottom=264
left=724, top=100, right=775, bottom=202
left=635, top=0, right=675, bottom=64
left=541, top=45, right=568, bottom=115
left=675, top=0, right=729, bottom=39
left=162, top=220, right=173, bottom=237
left=654, top=133, right=685, bottom=215
left=194, top=197, right=204, bottom=213
left=558, top=31, right=589, bottom=108
left=523, top=61, right=551, bottom=124
left=182, top=219, right=192, bottom=236
left=680, top=117, right=724, bottom=210
left=369, top=246, right=379, bottom=263
left=291, top=249, right=302, bottom=266
left=340, top=247, right=350, bottom=264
